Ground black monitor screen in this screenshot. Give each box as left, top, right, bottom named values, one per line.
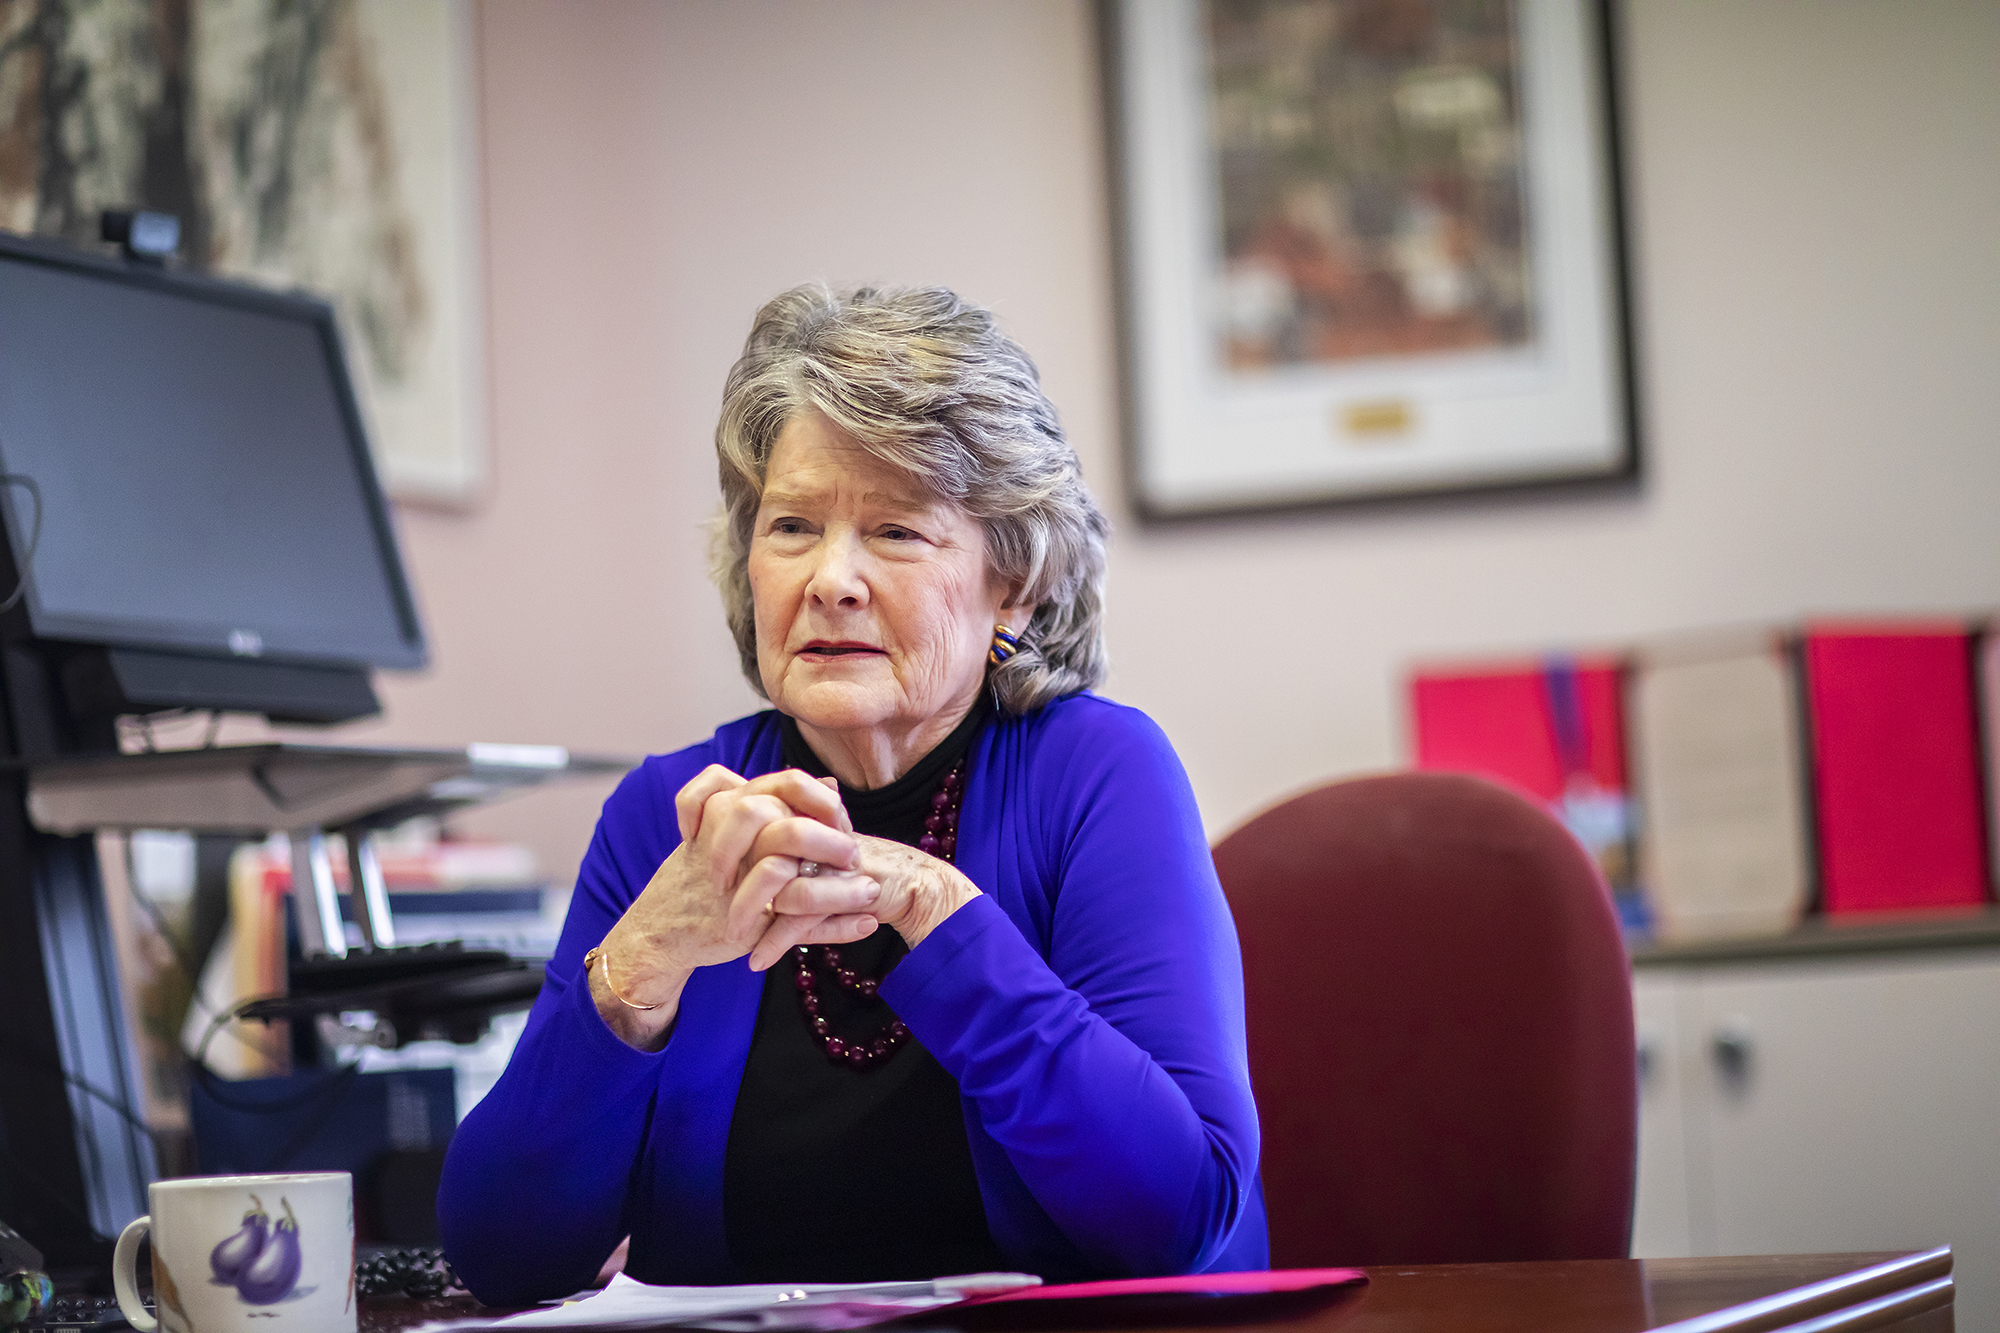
left=0, top=242, right=425, bottom=669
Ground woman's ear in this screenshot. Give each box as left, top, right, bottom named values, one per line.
left=999, top=584, right=1037, bottom=626
left=988, top=570, right=1034, bottom=623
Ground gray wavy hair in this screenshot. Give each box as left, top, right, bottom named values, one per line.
left=710, top=284, right=1109, bottom=715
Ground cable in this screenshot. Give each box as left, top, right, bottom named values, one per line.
left=14, top=851, right=375, bottom=1184
left=0, top=1052, right=171, bottom=1246
left=118, top=837, right=359, bottom=1140
left=0, top=1051, right=169, bottom=1158
left=116, top=834, right=284, bottom=1074
left=118, top=837, right=285, bottom=1067
left=119, top=838, right=221, bottom=1023
left=192, top=996, right=275, bottom=1073
left=0, top=471, right=41, bottom=613
left=184, top=1053, right=365, bottom=1175
left=186, top=1001, right=360, bottom=1117
left=118, top=838, right=440, bottom=1160
left=6, top=1004, right=359, bottom=1180
left=116, top=707, right=227, bottom=753
left=0, top=1142, right=116, bottom=1245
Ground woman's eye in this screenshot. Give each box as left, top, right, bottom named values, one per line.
left=880, top=526, right=919, bottom=542
left=770, top=518, right=808, bottom=536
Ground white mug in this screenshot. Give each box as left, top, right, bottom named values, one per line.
left=113, top=1172, right=355, bottom=1333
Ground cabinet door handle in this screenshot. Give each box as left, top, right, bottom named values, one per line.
left=1711, top=1023, right=1753, bottom=1089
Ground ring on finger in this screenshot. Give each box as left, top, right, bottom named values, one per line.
left=798, top=860, right=821, bottom=878
left=762, top=900, right=776, bottom=916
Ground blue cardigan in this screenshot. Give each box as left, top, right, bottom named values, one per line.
left=438, top=694, right=1267, bottom=1304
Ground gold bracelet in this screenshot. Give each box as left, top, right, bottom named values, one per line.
left=583, top=944, right=662, bottom=1012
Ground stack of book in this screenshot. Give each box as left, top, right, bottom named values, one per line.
left=1409, top=618, right=1998, bottom=943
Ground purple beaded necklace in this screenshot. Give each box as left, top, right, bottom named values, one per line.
left=792, top=757, right=965, bottom=1070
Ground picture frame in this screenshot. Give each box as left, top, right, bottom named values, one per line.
left=1101, top=0, right=1637, bottom=518
left=336, top=0, right=490, bottom=510
left=0, top=0, right=488, bottom=509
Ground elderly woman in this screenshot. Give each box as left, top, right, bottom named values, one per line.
left=438, top=286, right=1265, bottom=1302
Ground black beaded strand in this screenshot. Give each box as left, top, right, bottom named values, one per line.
left=792, top=758, right=965, bottom=1070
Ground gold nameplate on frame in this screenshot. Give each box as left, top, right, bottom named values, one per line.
left=1339, top=399, right=1415, bottom=442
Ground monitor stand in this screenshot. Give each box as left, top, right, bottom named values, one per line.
left=62, top=645, right=382, bottom=726
left=0, top=641, right=629, bottom=1270
left=0, top=640, right=146, bottom=1271
left=0, top=800, right=154, bottom=1274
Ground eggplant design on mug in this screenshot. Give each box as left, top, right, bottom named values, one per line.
left=236, top=1198, right=303, bottom=1305
left=209, top=1197, right=270, bottom=1284
left=207, top=1195, right=304, bottom=1305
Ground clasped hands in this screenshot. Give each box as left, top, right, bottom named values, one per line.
left=588, top=766, right=977, bottom=1047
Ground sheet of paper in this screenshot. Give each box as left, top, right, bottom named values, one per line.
left=414, top=1271, right=1041, bottom=1333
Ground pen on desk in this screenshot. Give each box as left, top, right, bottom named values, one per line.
left=771, top=1274, right=1039, bottom=1304
left=771, top=1281, right=944, bottom=1304
left=771, top=1284, right=905, bottom=1303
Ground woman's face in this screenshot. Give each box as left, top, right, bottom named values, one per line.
left=749, top=412, right=1013, bottom=746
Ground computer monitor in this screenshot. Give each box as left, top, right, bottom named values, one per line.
left=0, top=227, right=432, bottom=1268
left=0, top=230, right=426, bottom=734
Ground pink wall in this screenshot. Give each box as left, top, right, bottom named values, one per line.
left=279, top=0, right=1123, bottom=882
left=266, top=0, right=2000, bottom=889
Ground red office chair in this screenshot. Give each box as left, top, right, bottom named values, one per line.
left=1214, top=772, right=1636, bottom=1267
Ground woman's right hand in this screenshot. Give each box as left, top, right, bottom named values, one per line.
left=589, top=766, right=879, bottom=1050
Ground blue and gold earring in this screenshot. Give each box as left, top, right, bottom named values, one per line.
left=988, top=624, right=1020, bottom=666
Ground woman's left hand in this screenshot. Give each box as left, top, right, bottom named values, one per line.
left=743, top=832, right=980, bottom=971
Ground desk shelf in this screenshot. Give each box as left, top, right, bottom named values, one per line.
left=20, top=741, right=632, bottom=836
left=22, top=741, right=632, bottom=962
left=1631, top=905, right=2000, bottom=968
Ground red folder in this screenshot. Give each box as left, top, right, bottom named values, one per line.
left=1408, top=658, right=1634, bottom=897
left=1409, top=658, right=1626, bottom=803
left=1803, top=623, right=1991, bottom=915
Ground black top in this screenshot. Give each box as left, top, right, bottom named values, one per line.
left=722, top=698, right=1007, bottom=1281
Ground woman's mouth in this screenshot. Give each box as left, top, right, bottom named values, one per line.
left=800, top=641, right=884, bottom=659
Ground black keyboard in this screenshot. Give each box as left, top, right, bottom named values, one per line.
left=17, top=1294, right=149, bottom=1332
left=290, top=940, right=522, bottom=993
left=237, top=942, right=543, bottom=1022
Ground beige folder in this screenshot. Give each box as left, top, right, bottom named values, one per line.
left=1628, top=630, right=1811, bottom=942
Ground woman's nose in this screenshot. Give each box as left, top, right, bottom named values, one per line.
left=805, top=532, right=868, bottom=609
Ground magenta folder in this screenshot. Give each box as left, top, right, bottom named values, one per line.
left=969, top=1270, right=1367, bottom=1302
left=1803, top=624, right=1991, bottom=915
left=933, top=1269, right=1369, bottom=1329
left=1410, top=659, right=1626, bottom=803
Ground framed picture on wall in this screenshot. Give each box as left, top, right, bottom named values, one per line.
left=1102, top=0, right=1637, bottom=518
left=0, top=0, right=488, bottom=508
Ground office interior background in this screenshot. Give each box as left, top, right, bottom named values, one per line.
left=250, top=0, right=1999, bottom=886
left=4, top=0, right=1993, bottom=1313
left=333, top=5, right=1994, bottom=1291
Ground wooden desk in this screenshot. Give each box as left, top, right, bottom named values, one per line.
left=359, top=1248, right=1953, bottom=1333
left=1322, top=1249, right=1950, bottom=1331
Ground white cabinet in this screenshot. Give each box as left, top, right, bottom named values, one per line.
left=1633, top=947, right=2000, bottom=1332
